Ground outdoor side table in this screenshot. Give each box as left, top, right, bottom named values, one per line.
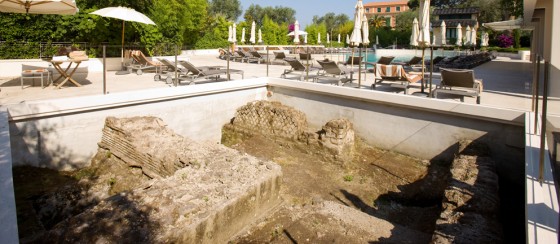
left=51, top=59, right=84, bottom=89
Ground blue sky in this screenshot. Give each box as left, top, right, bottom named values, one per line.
left=237, top=0, right=386, bottom=27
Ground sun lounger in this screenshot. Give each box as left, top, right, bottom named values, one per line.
left=433, top=68, right=483, bottom=104
left=249, top=51, right=268, bottom=64
left=158, top=59, right=191, bottom=83
left=280, top=58, right=320, bottom=81
left=314, top=59, right=354, bottom=86
left=178, top=60, right=243, bottom=84
left=337, top=56, right=363, bottom=67
left=272, top=51, right=288, bottom=65
left=371, top=64, right=423, bottom=94
left=130, top=50, right=165, bottom=75
left=365, top=56, right=395, bottom=70
left=393, top=56, right=422, bottom=67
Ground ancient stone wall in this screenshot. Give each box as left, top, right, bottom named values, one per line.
left=431, top=140, right=503, bottom=243
left=230, top=101, right=308, bottom=140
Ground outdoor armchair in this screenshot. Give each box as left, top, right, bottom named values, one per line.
left=433, top=68, right=483, bottom=104
left=371, top=64, right=423, bottom=94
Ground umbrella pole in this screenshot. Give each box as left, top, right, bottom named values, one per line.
left=364, top=47, right=367, bottom=86
left=429, top=46, right=434, bottom=97
left=358, top=47, right=361, bottom=88
left=421, top=47, right=425, bottom=93
left=121, top=20, right=125, bottom=69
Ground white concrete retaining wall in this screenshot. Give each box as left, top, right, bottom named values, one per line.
left=0, top=108, right=18, bottom=244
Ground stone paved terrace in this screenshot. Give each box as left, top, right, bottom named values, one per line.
left=0, top=54, right=558, bottom=116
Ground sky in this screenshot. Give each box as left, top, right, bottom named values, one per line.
left=237, top=0, right=386, bottom=27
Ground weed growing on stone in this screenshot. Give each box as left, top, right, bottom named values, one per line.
left=343, top=175, right=354, bottom=182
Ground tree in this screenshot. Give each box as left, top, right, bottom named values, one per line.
left=394, top=9, right=417, bottom=33
left=312, top=12, right=349, bottom=37
left=195, top=14, right=230, bottom=49
left=261, top=15, right=289, bottom=45
left=244, top=4, right=295, bottom=26
left=208, top=0, right=242, bottom=22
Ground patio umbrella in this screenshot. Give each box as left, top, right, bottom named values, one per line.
left=287, top=30, right=308, bottom=36
left=241, top=27, right=246, bottom=43
left=304, top=34, right=307, bottom=44
left=376, top=35, right=379, bottom=45
left=471, top=25, right=477, bottom=46
left=0, top=0, right=78, bottom=15
left=338, top=34, right=341, bottom=43
left=232, top=23, right=237, bottom=43
left=417, top=0, right=430, bottom=94
left=318, top=32, right=321, bottom=44
left=258, top=28, right=262, bottom=44
left=349, top=0, right=364, bottom=47
left=90, top=7, right=156, bottom=68
left=293, top=20, right=300, bottom=44
left=441, top=20, right=446, bottom=45
left=361, top=14, right=370, bottom=88
left=456, top=23, right=463, bottom=46
left=465, top=25, right=471, bottom=46
left=346, top=34, right=350, bottom=45
left=410, top=18, right=419, bottom=46
left=481, top=31, right=489, bottom=47
left=327, top=33, right=330, bottom=43
left=228, top=25, right=233, bottom=43
left=250, top=21, right=256, bottom=44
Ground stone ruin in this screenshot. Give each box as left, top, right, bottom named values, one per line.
left=431, top=140, right=503, bottom=243
left=223, top=100, right=356, bottom=161
left=37, top=116, right=282, bottom=243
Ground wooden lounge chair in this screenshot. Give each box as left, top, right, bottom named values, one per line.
left=178, top=60, right=243, bottom=84
left=433, top=68, right=483, bottom=104
left=280, top=58, right=319, bottom=81
left=371, top=64, right=423, bottom=94
left=314, top=59, right=354, bottom=86
left=130, top=50, right=165, bottom=75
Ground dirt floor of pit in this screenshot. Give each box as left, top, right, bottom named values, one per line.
left=225, top=133, right=451, bottom=243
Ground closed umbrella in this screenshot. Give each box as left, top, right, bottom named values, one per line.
left=349, top=0, right=364, bottom=47
left=304, top=34, right=307, bottom=44
left=0, top=0, right=78, bottom=15
left=465, top=25, right=471, bottom=46
left=318, top=32, right=321, bottom=44
left=417, top=0, right=430, bottom=94
left=441, top=20, right=447, bottom=45
left=228, top=25, right=233, bottom=42
left=338, top=34, right=341, bottom=43
left=241, top=27, right=246, bottom=43
left=376, top=35, right=379, bottom=45
left=90, top=7, right=156, bottom=69
left=456, top=23, right=463, bottom=46
left=471, top=26, right=477, bottom=46
left=293, top=20, right=300, bottom=44
left=481, top=31, right=489, bottom=47
left=410, top=18, right=419, bottom=46
left=361, top=14, right=370, bottom=88
left=232, top=23, right=237, bottom=43
left=250, top=21, right=256, bottom=44
left=327, top=33, right=330, bottom=43
left=258, top=28, right=262, bottom=44
left=346, top=34, right=350, bottom=45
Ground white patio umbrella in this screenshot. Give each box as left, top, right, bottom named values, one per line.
left=456, top=23, right=463, bottom=46
left=349, top=0, right=364, bottom=47
left=417, top=0, right=430, bottom=94
left=293, top=20, right=300, bottom=44
left=410, top=18, right=419, bottom=46
left=327, top=33, right=330, bottom=43
left=432, top=33, right=436, bottom=46
left=232, top=23, right=237, bottom=43
left=250, top=21, right=256, bottom=44
left=318, top=32, right=321, bottom=44
left=471, top=26, right=477, bottom=46
left=480, top=31, right=489, bottom=47
left=465, top=25, right=471, bottom=46
left=376, top=35, right=379, bottom=45
left=258, top=28, right=262, bottom=44
left=346, top=34, right=350, bottom=45
left=228, top=25, right=233, bottom=42
left=287, top=30, right=308, bottom=36
left=241, top=27, right=246, bottom=43
left=90, top=7, right=156, bottom=68
left=441, top=20, right=447, bottom=45
left=361, top=14, right=370, bottom=88
left=0, top=0, right=78, bottom=15
left=417, top=0, right=431, bottom=47
left=338, top=34, right=341, bottom=43
left=304, top=34, right=307, bottom=44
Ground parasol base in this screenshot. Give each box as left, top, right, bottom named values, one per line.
left=411, top=92, right=430, bottom=97
left=115, top=70, right=131, bottom=75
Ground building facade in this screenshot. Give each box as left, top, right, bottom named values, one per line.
left=364, top=0, right=410, bottom=28
left=432, top=7, right=480, bottom=44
